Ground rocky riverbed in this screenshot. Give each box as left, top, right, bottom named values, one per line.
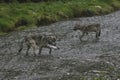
left=0, top=11, right=120, bottom=80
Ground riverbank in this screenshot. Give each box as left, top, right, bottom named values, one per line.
left=0, top=0, right=120, bottom=35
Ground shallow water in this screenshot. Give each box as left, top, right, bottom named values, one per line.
left=0, top=11, right=120, bottom=80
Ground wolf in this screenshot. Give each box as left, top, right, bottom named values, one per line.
left=18, top=32, right=59, bottom=56
left=73, top=23, right=101, bottom=41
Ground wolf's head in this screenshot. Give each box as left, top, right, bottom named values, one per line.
left=47, top=35, right=57, bottom=46
left=45, top=35, right=59, bottom=49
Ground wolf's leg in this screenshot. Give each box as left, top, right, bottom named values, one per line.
left=39, top=46, right=43, bottom=55
left=49, top=48, right=52, bottom=55
left=85, top=32, right=88, bottom=35
left=18, top=45, right=23, bottom=53
left=79, top=32, right=85, bottom=41
left=26, top=45, right=31, bottom=56
left=33, top=46, right=36, bottom=56
left=96, top=30, right=101, bottom=39
left=18, top=40, right=24, bottom=55
left=31, top=43, right=37, bottom=56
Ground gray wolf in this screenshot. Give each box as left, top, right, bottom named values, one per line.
left=73, top=23, right=101, bottom=41
left=18, top=32, right=59, bottom=56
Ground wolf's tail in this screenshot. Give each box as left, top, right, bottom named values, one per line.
left=18, top=39, right=24, bottom=54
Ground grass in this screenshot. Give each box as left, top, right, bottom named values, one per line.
left=0, top=0, right=120, bottom=34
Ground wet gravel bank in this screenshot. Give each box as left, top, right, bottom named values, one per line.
left=0, top=11, right=120, bottom=80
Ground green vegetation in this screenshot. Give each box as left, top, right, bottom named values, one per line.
left=0, top=0, right=120, bottom=34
